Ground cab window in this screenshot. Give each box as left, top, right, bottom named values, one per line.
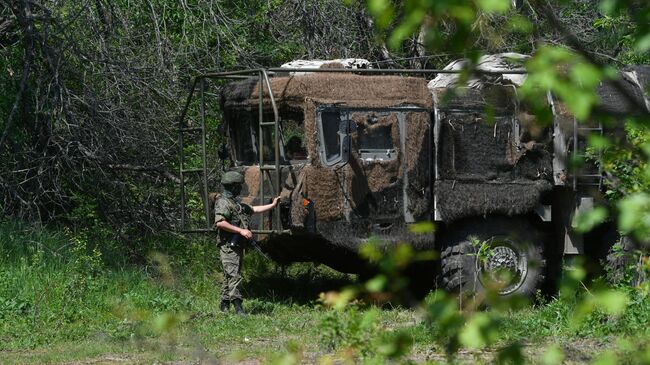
left=230, top=117, right=256, bottom=164
left=357, top=123, right=396, bottom=161
left=282, top=118, right=307, bottom=161
left=320, top=110, right=342, bottom=164
left=228, top=114, right=278, bottom=164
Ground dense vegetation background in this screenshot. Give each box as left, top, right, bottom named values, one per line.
left=0, top=0, right=649, bottom=363
left=1, top=0, right=647, bottom=252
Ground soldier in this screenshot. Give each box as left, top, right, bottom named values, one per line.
left=213, top=171, right=279, bottom=314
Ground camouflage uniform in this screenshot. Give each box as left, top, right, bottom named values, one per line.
left=214, top=189, right=253, bottom=302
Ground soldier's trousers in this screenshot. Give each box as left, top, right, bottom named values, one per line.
left=219, top=244, right=244, bottom=301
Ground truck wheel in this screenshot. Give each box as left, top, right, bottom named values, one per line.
left=440, top=217, right=546, bottom=298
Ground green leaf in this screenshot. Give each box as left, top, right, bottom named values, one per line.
left=573, top=206, right=608, bottom=233
left=592, top=351, right=617, bottom=365
left=365, top=275, right=387, bottom=292
left=635, top=33, right=650, bottom=53
left=367, top=0, right=395, bottom=29
left=477, top=0, right=511, bottom=13
left=542, top=345, right=565, bottom=365
left=450, top=5, right=476, bottom=24
left=153, top=312, right=182, bottom=333
left=571, top=63, right=602, bottom=88
left=566, top=90, right=599, bottom=121
left=588, top=134, right=611, bottom=150
left=359, top=241, right=383, bottom=262
left=593, top=289, right=629, bottom=315
left=459, top=313, right=497, bottom=349
left=361, top=308, right=379, bottom=328
left=508, top=15, right=533, bottom=33
left=333, top=288, right=357, bottom=310
left=641, top=142, right=650, bottom=159
left=392, top=244, right=414, bottom=267
left=387, top=8, right=425, bottom=50
left=408, top=221, right=436, bottom=234
left=598, top=0, right=619, bottom=16
left=618, top=193, right=650, bottom=243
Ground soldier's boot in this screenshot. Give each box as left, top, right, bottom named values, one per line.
left=219, top=300, right=231, bottom=312
left=233, top=299, right=245, bottom=315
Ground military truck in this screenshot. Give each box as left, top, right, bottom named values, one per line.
left=177, top=56, right=650, bottom=298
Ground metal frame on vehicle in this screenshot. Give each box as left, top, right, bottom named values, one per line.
left=176, top=67, right=528, bottom=234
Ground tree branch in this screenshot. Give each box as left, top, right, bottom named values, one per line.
left=0, top=0, right=33, bottom=150
left=541, top=0, right=650, bottom=118
left=106, top=163, right=181, bottom=184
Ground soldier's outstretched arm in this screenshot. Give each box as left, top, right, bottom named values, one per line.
left=252, top=196, right=280, bottom=213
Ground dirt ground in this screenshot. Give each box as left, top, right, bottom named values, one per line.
left=1, top=338, right=611, bottom=365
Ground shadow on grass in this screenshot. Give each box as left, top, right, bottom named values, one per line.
left=242, top=256, right=358, bottom=309
left=239, top=252, right=439, bottom=313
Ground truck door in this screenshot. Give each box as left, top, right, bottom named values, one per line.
left=315, top=105, right=432, bottom=231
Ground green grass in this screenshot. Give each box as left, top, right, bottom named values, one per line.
left=1, top=220, right=649, bottom=364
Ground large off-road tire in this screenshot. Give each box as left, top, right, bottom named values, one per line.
left=440, top=216, right=546, bottom=298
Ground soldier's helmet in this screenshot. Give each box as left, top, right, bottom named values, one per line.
left=221, top=171, right=244, bottom=185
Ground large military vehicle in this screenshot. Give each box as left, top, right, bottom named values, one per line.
left=177, top=55, right=650, bottom=298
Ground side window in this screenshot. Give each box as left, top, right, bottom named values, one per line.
left=282, top=119, right=307, bottom=161
left=230, top=117, right=256, bottom=164
left=317, top=107, right=353, bottom=166
left=357, top=123, right=396, bottom=161
left=229, top=113, right=289, bottom=165
left=257, top=123, right=276, bottom=163
left=320, top=110, right=342, bottom=163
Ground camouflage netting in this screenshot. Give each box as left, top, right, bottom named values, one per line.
left=300, top=97, right=432, bottom=226
left=430, top=87, right=518, bottom=114
left=220, top=73, right=432, bottom=115
left=221, top=69, right=561, bottom=257
left=430, top=77, right=554, bottom=222
left=347, top=111, right=401, bottom=217
left=436, top=112, right=552, bottom=181
left=435, top=181, right=552, bottom=222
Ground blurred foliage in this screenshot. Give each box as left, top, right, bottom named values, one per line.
left=308, top=225, right=649, bottom=364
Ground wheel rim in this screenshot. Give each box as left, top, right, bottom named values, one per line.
left=475, top=237, right=528, bottom=295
